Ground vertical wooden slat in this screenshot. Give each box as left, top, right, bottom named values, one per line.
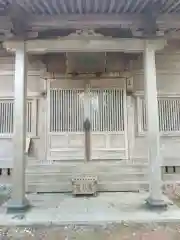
left=27, top=101, right=30, bottom=133
left=105, top=89, right=107, bottom=131
left=165, top=100, right=169, bottom=131
left=66, top=90, right=69, bottom=132
left=70, top=89, right=73, bottom=132
left=76, top=90, right=79, bottom=131
left=95, top=90, right=98, bottom=131
left=56, top=89, right=58, bottom=132
left=120, top=89, right=123, bottom=131
left=121, top=89, right=124, bottom=131
left=27, top=101, right=29, bottom=133
left=115, top=89, right=118, bottom=131
left=174, top=99, right=177, bottom=131
left=158, top=100, right=162, bottom=131
left=175, top=99, right=178, bottom=131
left=0, top=102, right=2, bottom=133
left=60, top=89, right=63, bottom=132
left=49, top=88, right=85, bottom=133
left=53, top=89, right=55, bottom=132
left=2, top=101, right=4, bottom=133
left=9, top=102, right=12, bottom=133
left=119, top=89, right=121, bottom=131
left=101, top=90, right=104, bottom=131
left=170, top=99, right=174, bottom=131
left=0, top=99, right=35, bottom=135
left=72, top=90, right=75, bottom=132
left=116, top=89, right=120, bottom=131
left=88, top=88, right=124, bottom=132
left=49, top=88, right=125, bottom=134
left=98, top=90, right=101, bottom=131
left=167, top=99, right=171, bottom=131
left=63, top=90, right=66, bottom=131
left=57, top=89, right=59, bottom=132
left=139, top=96, right=180, bottom=133
left=177, top=100, right=180, bottom=131
left=114, top=89, right=116, bottom=131
left=162, top=99, right=166, bottom=131
left=52, top=90, right=54, bottom=132
left=109, top=89, right=112, bottom=131
left=4, top=101, right=7, bottom=133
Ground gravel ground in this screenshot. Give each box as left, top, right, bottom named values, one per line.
left=0, top=222, right=180, bottom=239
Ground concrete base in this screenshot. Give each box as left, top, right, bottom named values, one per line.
left=146, top=196, right=168, bottom=209
left=5, top=197, right=31, bottom=213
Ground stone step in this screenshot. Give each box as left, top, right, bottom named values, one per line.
left=26, top=181, right=149, bottom=193
left=26, top=162, right=149, bottom=194
left=26, top=172, right=148, bottom=183
left=26, top=178, right=180, bottom=193
left=26, top=162, right=148, bottom=174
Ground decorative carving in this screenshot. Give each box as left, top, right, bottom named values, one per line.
left=65, top=29, right=107, bottom=39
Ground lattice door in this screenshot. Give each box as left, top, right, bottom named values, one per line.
left=48, top=84, right=127, bottom=160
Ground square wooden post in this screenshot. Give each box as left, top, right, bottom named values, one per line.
left=7, top=42, right=30, bottom=211
left=144, top=40, right=167, bottom=207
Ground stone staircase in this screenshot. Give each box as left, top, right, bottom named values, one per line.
left=1, top=160, right=180, bottom=194
left=25, top=161, right=150, bottom=193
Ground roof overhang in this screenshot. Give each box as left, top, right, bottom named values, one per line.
left=0, top=1, right=180, bottom=40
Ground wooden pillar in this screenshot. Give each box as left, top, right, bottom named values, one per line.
left=126, top=95, right=135, bottom=161
left=143, top=40, right=166, bottom=207
left=84, top=82, right=91, bottom=162
left=7, top=42, right=30, bottom=211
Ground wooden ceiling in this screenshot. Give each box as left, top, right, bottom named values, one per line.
left=0, top=0, right=179, bottom=15
left=0, top=1, right=180, bottom=40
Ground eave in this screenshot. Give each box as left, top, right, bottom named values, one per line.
left=0, top=1, right=180, bottom=40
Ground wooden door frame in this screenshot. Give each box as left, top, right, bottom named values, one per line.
left=46, top=78, right=129, bottom=161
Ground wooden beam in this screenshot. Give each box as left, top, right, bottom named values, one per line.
left=28, top=14, right=146, bottom=30
left=26, top=13, right=180, bottom=31
left=3, top=38, right=167, bottom=53
left=1, top=13, right=180, bottom=37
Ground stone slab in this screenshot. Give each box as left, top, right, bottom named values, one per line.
left=0, top=192, right=179, bottom=226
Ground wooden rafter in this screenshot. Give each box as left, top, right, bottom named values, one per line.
left=0, top=0, right=180, bottom=15
left=6, top=2, right=28, bottom=35
left=167, top=0, right=180, bottom=13
left=0, top=1, right=180, bottom=40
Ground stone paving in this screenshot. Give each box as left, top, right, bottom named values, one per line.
left=0, top=192, right=179, bottom=239
left=0, top=192, right=179, bottom=225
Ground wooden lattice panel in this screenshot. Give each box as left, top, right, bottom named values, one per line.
left=0, top=99, right=37, bottom=136
left=137, top=96, right=180, bottom=134
left=71, top=176, right=98, bottom=196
